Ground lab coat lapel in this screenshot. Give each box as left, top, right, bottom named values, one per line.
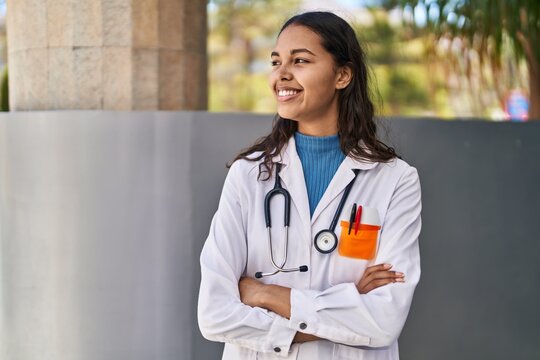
left=311, top=156, right=377, bottom=225
left=278, top=137, right=311, bottom=229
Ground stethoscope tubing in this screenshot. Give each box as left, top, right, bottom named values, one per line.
left=264, top=178, right=290, bottom=228
left=256, top=163, right=308, bottom=278
left=328, top=169, right=360, bottom=232
left=256, top=164, right=359, bottom=278
left=256, top=226, right=308, bottom=278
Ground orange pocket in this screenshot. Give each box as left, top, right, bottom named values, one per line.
left=338, top=220, right=380, bottom=260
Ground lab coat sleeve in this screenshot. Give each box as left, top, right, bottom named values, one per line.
left=289, top=166, right=422, bottom=347
left=198, top=162, right=297, bottom=356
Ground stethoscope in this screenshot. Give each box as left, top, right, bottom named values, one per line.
left=255, top=163, right=360, bottom=278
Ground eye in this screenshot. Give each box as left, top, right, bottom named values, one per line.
left=271, top=60, right=280, bottom=66
left=294, top=58, right=309, bottom=64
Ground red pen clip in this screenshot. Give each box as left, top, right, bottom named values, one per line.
left=354, top=205, right=363, bottom=235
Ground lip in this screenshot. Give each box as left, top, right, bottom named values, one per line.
left=275, top=87, right=303, bottom=102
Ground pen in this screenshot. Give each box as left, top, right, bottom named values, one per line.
left=354, top=205, right=362, bottom=235
left=348, top=203, right=357, bottom=235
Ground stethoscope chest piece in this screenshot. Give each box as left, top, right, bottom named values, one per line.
left=312, top=169, right=361, bottom=255
left=314, top=229, right=338, bottom=254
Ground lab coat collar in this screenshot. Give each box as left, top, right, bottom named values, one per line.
left=311, top=151, right=378, bottom=224
left=277, top=137, right=311, bottom=228
left=277, top=136, right=379, bottom=226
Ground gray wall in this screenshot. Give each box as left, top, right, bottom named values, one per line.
left=383, top=119, right=540, bottom=359
left=1, top=112, right=539, bottom=360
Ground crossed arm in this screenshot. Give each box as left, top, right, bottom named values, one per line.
left=199, top=163, right=421, bottom=352
left=238, top=263, right=405, bottom=343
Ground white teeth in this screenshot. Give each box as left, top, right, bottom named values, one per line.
left=278, top=89, right=299, bottom=97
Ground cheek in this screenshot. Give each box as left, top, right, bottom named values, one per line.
left=303, top=81, right=333, bottom=103
left=268, top=71, right=278, bottom=89
left=304, top=69, right=336, bottom=93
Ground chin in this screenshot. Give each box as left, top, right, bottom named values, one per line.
left=277, top=109, right=300, bottom=121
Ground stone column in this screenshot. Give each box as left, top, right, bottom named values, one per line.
left=6, top=0, right=207, bottom=110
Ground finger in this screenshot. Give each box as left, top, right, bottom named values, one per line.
left=368, top=271, right=405, bottom=281
left=361, top=264, right=392, bottom=282
left=358, top=274, right=406, bottom=294
left=359, top=278, right=396, bottom=294
left=368, top=276, right=405, bottom=286
left=357, top=265, right=398, bottom=289
left=370, top=278, right=396, bottom=290
left=364, top=263, right=392, bottom=276
left=359, top=279, right=387, bottom=294
left=362, top=265, right=396, bottom=283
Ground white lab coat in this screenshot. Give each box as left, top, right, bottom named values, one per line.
left=198, top=136, right=421, bottom=360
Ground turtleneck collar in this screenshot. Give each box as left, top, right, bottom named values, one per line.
left=294, top=132, right=343, bottom=155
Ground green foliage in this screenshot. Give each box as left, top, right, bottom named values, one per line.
left=357, top=16, right=398, bottom=64
left=380, top=0, right=540, bottom=118
left=208, top=1, right=450, bottom=116
left=1, top=66, right=8, bottom=111
left=357, top=10, right=446, bottom=116
left=208, top=0, right=300, bottom=112
left=384, top=0, right=539, bottom=64
left=373, top=63, right=440, bottom=116
left=209, top=73, right=273, bottom=112
left=389, top=68, right=428, bottom=104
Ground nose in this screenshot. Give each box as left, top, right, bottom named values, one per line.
left=278, top=64, right=292, bottom=81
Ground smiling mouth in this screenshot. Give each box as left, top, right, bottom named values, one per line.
left=277, top=89, right=302, bottom=100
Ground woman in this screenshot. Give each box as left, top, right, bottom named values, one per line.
left=198, top=11, right=421, bottom=360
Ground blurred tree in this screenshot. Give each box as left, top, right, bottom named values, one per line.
left=1, top=66, right=8, bottom=111
left=1, top=1, right=7, bottom=111
left=355, top=10, right=445, bottom=116
left=208, top=0, right=300, bottom=112
left=381, top=0, right=540, bottom=119
left=207, top=1, right=449, bottom=116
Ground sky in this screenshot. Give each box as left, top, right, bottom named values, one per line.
left=338, top=0, right=382, bottom=7
left=303, top=0, right=382, bottom=9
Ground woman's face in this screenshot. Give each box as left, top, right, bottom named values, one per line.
left=269, top=25, right=351, bottom=136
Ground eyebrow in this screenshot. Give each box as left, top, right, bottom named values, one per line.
left=271, top=48, right=316, bottom=57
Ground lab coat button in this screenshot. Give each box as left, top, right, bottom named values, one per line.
left=299, top=322, right=307, bottom=330
left=273, top=347, right=281, bottom=353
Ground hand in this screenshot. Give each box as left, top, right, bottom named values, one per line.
left=356, top=263, right=404, bottom=294
left=238, top=277, right=267, bottom=308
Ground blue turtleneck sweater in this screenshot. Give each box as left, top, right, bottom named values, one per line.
left=294, top=132, right=346, bottom=217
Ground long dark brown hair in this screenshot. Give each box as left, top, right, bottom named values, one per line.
left=231, top=11, right=397, bottom=180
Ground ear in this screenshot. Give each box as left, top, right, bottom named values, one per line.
left=335, top=64, right=353, bottom=89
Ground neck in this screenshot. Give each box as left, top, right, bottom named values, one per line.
left=296, top=103, right=339, bottom=136
left=297, top=121, right=338, bottom=136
